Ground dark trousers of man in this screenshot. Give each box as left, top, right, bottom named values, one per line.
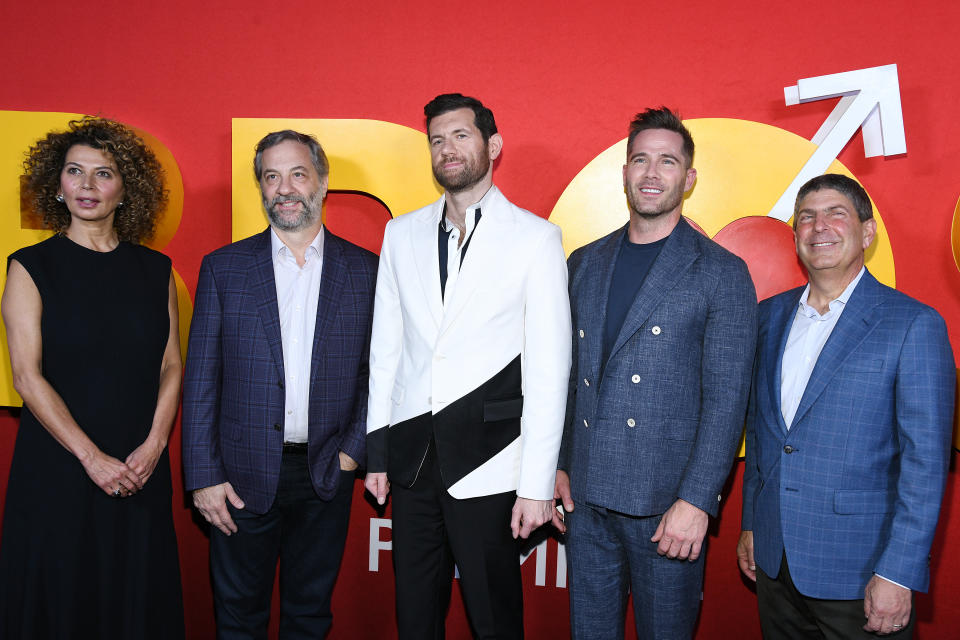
left=210, top=445, right=354, bottom=640
left=756, top=555, right=915, bottom=639
left=566, top=503, right=704, bottom=640
left=391, top=438, right=523, bottom=639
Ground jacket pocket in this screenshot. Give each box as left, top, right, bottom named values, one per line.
left=834, top=489, right=893, bottom=514
left=844, top=358, right=884, bottom=372
left=483, top=395, right=524, bottom=422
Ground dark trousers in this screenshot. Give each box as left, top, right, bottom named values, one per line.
left=757, top=555, right=915, bottom=639
left=391, top=440, right=523, bottom=639
left=566, top=503, right=704, bottom=640
left=210, top=448, right=354, bottom=640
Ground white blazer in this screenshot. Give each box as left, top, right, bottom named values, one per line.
left=366, top=186, right=571, bottom=500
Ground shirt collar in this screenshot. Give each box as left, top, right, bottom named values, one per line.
left=438, top=185, right=497, bottom=231
left=798, top=266, right=865, bottom=318
left=271, top=225, right=325, bottom=261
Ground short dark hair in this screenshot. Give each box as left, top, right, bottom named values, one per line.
left=253, top=130, right=328, bottom=182
left=424, top=93, right=498, bottom=142
left=627, top=107, right=695, bottom=166
left=793, top=174, right=874, bottom=228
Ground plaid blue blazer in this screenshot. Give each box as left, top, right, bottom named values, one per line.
left=560, top=218, right=758, bottom=518
left=182, top=229, right=377, bottom=514
left=742, top=269, right=955, bottom=597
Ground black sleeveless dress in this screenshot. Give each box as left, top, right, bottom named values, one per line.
left=0, top=234, right=184, bottom=639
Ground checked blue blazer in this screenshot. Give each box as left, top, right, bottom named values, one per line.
left=182, top=228, right=377, bottom=514
left=742, top=269, right=955, bottom=598
left=560, top=218, right=757, bottom=518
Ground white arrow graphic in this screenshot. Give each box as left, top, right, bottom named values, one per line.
left=767, top=64, right=906, bottom=221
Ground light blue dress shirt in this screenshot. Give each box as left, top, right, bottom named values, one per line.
left=780, top=267, right=865, bottom=429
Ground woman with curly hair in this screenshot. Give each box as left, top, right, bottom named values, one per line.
left=0, top=117, right=184, bottom=638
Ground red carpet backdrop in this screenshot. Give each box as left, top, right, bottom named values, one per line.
left=2, top=1, right=960, bottom=637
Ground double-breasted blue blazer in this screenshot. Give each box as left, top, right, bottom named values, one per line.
left=742, top=269, right=955, bottom=598
left=182, top=228, right=377, bottom=514
left=561, top=218, right=758, bottom=518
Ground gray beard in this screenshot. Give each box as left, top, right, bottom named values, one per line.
left=264, top=191, right=323, bottom=231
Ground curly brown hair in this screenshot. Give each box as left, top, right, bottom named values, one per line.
left=22, top=116, right=167, bottom=243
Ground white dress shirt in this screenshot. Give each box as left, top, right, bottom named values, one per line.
left=780, top=267, right=864, bottom=429
left=272, top=226, right=324, bottom=443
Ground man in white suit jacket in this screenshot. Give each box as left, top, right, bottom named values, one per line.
left=365, top=93, right=571, bottom=639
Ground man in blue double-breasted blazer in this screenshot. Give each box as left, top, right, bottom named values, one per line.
left=182, top=130, right=377, bottom=639
left=738, top=173, right=955, bottom=638
left=555, top=107, right=758, bottom=639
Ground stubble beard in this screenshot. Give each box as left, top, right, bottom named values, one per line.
left=626, top=183, right=683, bottom=220
left=433, top=150, right=490, bottom=194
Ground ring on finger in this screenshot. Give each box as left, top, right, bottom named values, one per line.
left=112, top=487, right=122, bottom=497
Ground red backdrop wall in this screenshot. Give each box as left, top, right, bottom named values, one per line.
left=3, top=1, right=960, bottom=637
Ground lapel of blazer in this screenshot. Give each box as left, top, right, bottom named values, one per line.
left=438, top=187, right=510, bottom=338
left=410, top=200, right=444, bottom=332
left=789, top=270, right=883, bottom=430
left=310, top=228, right=345, bottom=386
left=249, top=229, right=285, bottom=379
left=607, top=217, right=699, bottom=365
left=767, top=288, right=803, bottom=435
left=580, top=227, right=623, bottom=376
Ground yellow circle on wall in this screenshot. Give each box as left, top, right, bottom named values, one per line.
left=549, top=118, right=894, bottom=288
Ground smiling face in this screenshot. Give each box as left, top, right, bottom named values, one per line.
left=428, top=107, right=501, bottom=194
left=259, top=139, right=328, bottom=232
left=794, top=187, right=876, bottom=280
left=58, top=144, right=125, bottom=227
left=623, top=128, right=696, bottom=222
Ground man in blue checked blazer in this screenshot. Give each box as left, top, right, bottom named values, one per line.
left=738, top=174, right=955, bottom=639
left=555, top=108, right=758, bottom=639
left=182, top=131, right=377, bottom=639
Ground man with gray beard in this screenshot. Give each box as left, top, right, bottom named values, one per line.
left=183, top=130, right=378, bottom=639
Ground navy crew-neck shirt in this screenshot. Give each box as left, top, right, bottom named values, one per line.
left=602, top=232, right=668, bottom=368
